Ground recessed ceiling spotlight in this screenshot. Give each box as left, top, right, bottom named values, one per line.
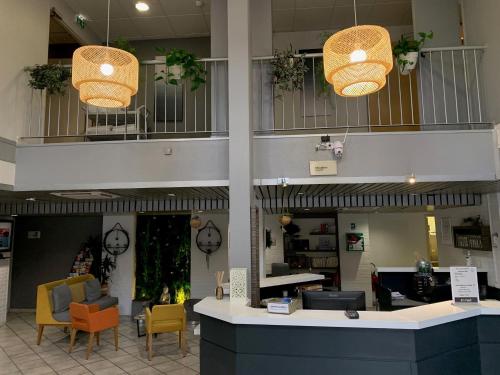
left=168, top=193, right=176, bottom=197
left=297, top=192, right=304, bottom=196
left=11, top=214, right=18, bottom=217
left=26, top=197, right=36, bottom=202
left=304, top=208, right=311, bottom=211
left=407, top=173, right=416, bottom=185
left=135, top=2, right=150, bottom=12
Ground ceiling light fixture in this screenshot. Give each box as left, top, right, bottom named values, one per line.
left=26, top=197, right=36, bottom=202
left=168, top=193, right=176, bottom=197
left=135, top=2, right=150, bottom=12
left=72, top=0, right=139, bottom=108
left=407, top=173, right=416, bottom=185
left=323, top=0, right=393, bottom=97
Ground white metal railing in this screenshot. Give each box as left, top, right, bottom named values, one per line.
left=253, top=46, right=489, bottom=133
left=22, top=58, right=228, bottom=142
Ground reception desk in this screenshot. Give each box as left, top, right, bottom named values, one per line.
left=195, top=297, right=500, bottom=375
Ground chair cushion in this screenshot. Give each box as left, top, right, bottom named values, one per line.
left=52, top=309, right=70, bottom=322
left=84, top=279, right=102, bottom=302
left=68, top=283, right=85, bottom=303
left=52, top=284, right=72, bottom=313
left=83, top=296, right=118, bottom=310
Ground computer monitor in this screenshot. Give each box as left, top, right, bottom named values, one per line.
left=302, top=291, right=366, bottom=311
left=271, top=263, right=290, bottom=277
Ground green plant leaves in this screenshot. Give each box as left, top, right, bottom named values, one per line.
left=155, top=48, right=207, bottom=91
left=112, top=37, right=137, bottom=56
left=25, top=64, right=71, bottom=95
left=271, top=44, right=309, bottom=92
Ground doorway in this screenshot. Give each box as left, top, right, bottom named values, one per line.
left=426, top=215, right=439, bottom=266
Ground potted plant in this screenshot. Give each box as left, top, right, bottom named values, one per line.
left=155, top=47, right=206, bottom=91
left=25, top=64, right=71, bottom=95
left=100, top=254, right=116, bottom=295
left=271, top=44, right=309, bottom=94
left=393, top=31, right=433, bottom=75
left=112, top=37, right=137, bottom=56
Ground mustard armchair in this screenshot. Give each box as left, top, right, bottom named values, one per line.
left=144, top=304, right=186, bottom=360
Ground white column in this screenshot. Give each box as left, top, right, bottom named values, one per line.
left=486, top=193, right=500, bottom=287
left=103, top=214, right=136, bottom=316
left=228, top=0, right=253, bottom=292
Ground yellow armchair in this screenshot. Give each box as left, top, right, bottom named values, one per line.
left=144, top=304, right=186, bottom=360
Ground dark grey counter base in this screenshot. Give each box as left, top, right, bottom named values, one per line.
left=199, top=315, right=500, bottom=375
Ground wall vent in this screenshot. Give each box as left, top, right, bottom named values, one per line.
left=50, top=191, right=120, bottom=200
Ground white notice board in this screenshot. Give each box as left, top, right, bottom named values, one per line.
left=450, top=267, right=479, bottom=304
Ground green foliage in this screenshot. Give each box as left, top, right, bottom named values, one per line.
left=112, top=37, right=137, bottom=56
left=136, top=215, right=191, bottom=303
left=25, top=64, right=71, bottom=95
left=271, top=45, right=309, bottom=92
left=393, top=31, right=434, bottom=69
left=155, top=47, right=206, bottom=91
left=100, top=254, right=116, bottom=285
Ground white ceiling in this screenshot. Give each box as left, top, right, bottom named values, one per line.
left=62, top=0, right=412, bottom=42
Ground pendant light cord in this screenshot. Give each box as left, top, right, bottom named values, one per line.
left=106, top=0, right=111, bottom=47
left=353, top=0, right=358, bottom=26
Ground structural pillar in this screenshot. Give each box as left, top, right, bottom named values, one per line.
left=227, top=0, right=253, bottom=296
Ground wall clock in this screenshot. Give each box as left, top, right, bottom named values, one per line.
left=196, top=220, right=222, bottom=268
left=103, top=222, right=130, bottom=258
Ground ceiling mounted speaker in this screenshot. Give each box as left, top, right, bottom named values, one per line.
left=323, top=25, right=393, bottom=97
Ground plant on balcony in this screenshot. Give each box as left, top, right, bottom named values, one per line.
left=25, top=64, right=71, bottom=95
left=393, top=31, right=433, bottom=75
left=271, top=45, right=308, bottom=93
left=155, top=47, right=206, bottom=91
left=112, top=37, right=137, bottom=56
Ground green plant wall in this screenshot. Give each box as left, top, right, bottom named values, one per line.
left=135, top=215, right=191, bottom=303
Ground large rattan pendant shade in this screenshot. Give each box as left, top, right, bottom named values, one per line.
left=72, top=46, right=139, bottom=108
left=323, top=25, right=393, bottom=97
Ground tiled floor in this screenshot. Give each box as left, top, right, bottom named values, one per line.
left=0, top=312, right=200, bottom=375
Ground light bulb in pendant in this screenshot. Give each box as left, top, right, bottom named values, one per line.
left=100, top=63, right=114, bottom=76
left=350, top=49, right=367, bottom=63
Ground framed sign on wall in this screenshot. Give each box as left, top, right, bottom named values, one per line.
left=0, top=222, right=12, bottom=251
left=346, top=232, right=364, bottom=252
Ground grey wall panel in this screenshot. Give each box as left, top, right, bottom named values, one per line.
left=480, top=344, right=500, bottom=375
left=10, top=215, right=102, bottom=308
left=15, top=139, right=229, bottom=191
left=0, top=137, right=15, bottom=163
left=416, top=345, right=481, bottom=375
left=254, top=131, right=496, bottom=182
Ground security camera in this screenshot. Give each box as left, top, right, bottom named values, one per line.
left=332, top=140, right=344, bottom=159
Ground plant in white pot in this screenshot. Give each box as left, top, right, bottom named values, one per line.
left=393, top=31, right=433, bottom=75
left=155, top=47, right=206, bottom=90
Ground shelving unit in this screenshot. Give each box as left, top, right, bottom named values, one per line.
left=284, top=214, right=341, bottom=290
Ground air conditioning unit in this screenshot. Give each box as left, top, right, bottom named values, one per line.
left=50, top=191, right=120, bottom=200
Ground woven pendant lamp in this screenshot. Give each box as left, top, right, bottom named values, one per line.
left=323, top=1, right=392, bottom=97
left=72, top=0, right=138, bottom=108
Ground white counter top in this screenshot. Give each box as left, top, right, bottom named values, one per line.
left=194, top=297, right=500, bottom=330
left=377, top=266, right=488, bottom=273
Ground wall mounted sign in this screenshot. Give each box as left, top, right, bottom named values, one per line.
left=450, top=266, right=479, bottom=303
left=0, top=222, right=12, bottom=251
left=309, top=160, right=337, bottom=176
left=27, top=231, right=41, bottom=239
left=346, top=232, right=364, bottom=251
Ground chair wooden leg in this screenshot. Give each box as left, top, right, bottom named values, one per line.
left=96, top=332, right=100, bottom=346
left=69, top=328, right=77, bottom=353
left=147, top=334, right=153, bottom=361
left=36, top=325, right=44, bottom=345
left=178, top=330, right=182, bottom=348
left=113, top=327, right=119, bottom=351
left=86, top=333, right=94, bottom=360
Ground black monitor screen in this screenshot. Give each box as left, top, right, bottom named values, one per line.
left=302, top=291, right=366, bottom=311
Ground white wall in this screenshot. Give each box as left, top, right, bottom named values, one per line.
left=190, top=212, right=229, bottom=299
left=103, top=214, right=136, bottom=316
left=263, top=214, right=285, bottom=276
left=412, top=0, right=461, bottom=47
left=462, top=0, right=500, bottom=124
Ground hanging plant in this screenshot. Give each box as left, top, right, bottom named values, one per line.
left=112, top=37, right=137, bottom=56
left=155, top=47, right=206, bottom=91
left=271, top=44, right=308, bottom=92
left=25, top=64, right=71, bottom=95
left=393, top=31, right=433, bottom=75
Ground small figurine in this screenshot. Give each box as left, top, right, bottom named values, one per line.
left=159, top=286, right=171, bottom=304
